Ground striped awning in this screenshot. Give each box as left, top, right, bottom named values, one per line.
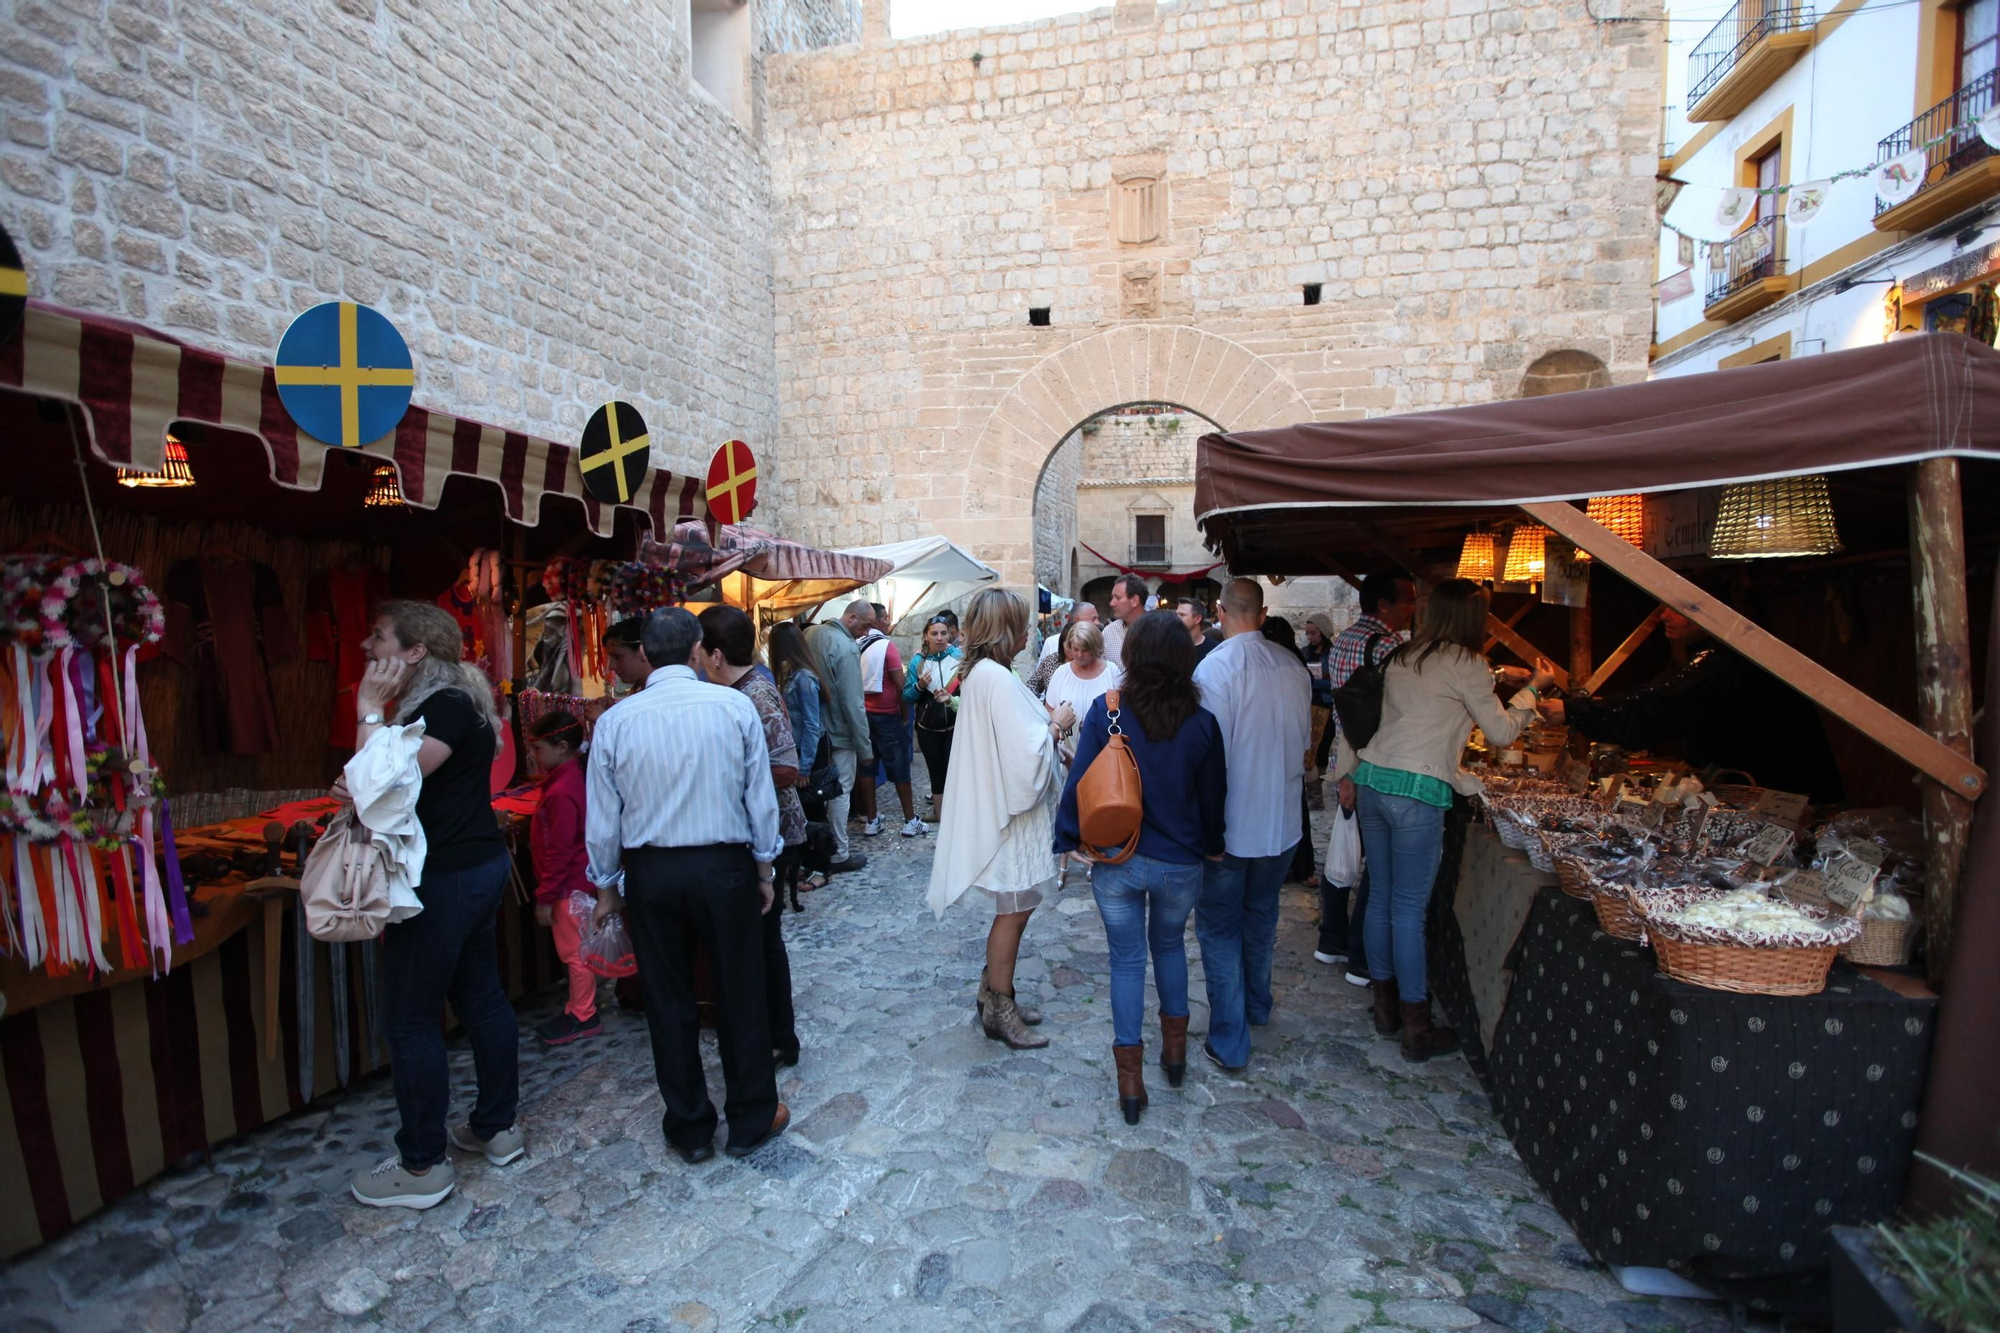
left=0, top=302, right=703, bottom=537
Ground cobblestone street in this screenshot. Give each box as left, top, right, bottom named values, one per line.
left=0, top=803, right=1728, bottom=1333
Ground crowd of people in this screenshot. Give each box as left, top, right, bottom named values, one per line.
left=353, top=564, right=1840, bottom=1206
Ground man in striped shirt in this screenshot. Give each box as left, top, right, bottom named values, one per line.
left=586, top=608, right=790, bottom=1164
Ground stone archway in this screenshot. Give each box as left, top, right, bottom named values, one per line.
left=944, top=325, right=1317, bottom=587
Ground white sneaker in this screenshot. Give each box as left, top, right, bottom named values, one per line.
left=1344, top=971, right=1371, bottom=987
left=1313, top=950, right=1347, bottom=965
left=863, top=816, right=884, bottom=837
left=448, top=1121, right=525, bottom=1166
left=900, top=818, right=927, bottom=837
left=350, top=1156, right=456, bottom=1210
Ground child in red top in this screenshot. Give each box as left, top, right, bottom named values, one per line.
left=528, top=712, right=599, bottom=1046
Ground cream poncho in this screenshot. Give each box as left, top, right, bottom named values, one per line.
left=926, top=658, right=1062, bottom=919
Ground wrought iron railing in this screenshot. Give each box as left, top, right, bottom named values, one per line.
left=1874, top=69, right=2000, bottom=217
left=1706, top=217, right=1784, bottom=307
left=1131, top=543, right=1170, bottom=566
left=1687, top=2, right=1815, bottom=112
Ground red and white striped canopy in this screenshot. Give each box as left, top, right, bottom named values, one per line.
left=0, top=303, right=703, bottom=537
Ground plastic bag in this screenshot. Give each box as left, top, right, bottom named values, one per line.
left=1325, top=806, right=1363, bottom=887
left=567, top=890, right=637, bottom=978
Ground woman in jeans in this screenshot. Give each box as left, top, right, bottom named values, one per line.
left=768, top=621, right=827, bottom=889
left=1055, top=610, right=1226, bottom=1123
left=905, top=616, right=962, bottom=817
left=348, top=601, right=520, bottom=1210
left=1335, top=580, right=1552, bottom=1062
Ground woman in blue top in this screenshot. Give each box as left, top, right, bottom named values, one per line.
left=768, top=622, right=826, bottom=887
left=1055, top=610, right=1226, bottom=1125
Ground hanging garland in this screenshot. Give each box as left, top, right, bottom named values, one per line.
left=38, top=557, right=166, bottom=651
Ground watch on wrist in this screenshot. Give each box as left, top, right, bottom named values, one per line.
left=361, top=711, right=384, bottom=726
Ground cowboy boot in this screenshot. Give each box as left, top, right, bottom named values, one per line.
left=1400, top=1001, right=1460, bottom=1063
left=982, top=965, right=1041, bottom=1025
left=1371, top=977, right=1403, bottom=1037
left=1113, top=1044, right=1147, bottom=1125
left=1158, top=1014, right=1189, bottom=1088
left=981, top=991, right=1050, bottom=1050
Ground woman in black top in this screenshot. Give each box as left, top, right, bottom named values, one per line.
left=347, top=601, right=521, bottom=1211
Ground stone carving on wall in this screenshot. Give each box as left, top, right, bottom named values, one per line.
left=1121, top=262, right=1161, bottom=318
left=1115, top=175, right=1164, bottom=245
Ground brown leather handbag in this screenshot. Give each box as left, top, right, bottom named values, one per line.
left=1075, top=690, right=1143, bottom=865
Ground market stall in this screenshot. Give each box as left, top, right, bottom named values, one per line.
left=0, top=301, right=704, bottom=1256
left=1194, top=333, right=1998, bottom=1305
left=640, top=520, right=893, bottom=622
left=836, top=535, right=997, bottom=632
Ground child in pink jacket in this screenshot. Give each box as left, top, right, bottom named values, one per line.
left=528, top=712, right=598, bottom=1046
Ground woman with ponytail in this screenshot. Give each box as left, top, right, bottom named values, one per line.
left=348, top=601, right=522, bottom=1211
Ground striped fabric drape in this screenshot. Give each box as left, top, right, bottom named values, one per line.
left=0, top=870, right=557, bottom=1259
left=0, top=303, right=704, bottom=538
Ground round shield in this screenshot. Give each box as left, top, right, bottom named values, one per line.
left=705, top=439, right=758, bottom=526
left=273, top=301, right=415, bottom=448
left=0, top=222, right=24, bottom=349
left=579, top=401, right=651, bottom=504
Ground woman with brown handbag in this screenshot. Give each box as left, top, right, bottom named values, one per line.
left=1054, top=611, right=1227, bottom=1123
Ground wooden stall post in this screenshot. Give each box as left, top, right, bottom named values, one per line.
left=1569, top=604, right=1593, bottom=688
left=1907, top=458, right=1976, bottom=983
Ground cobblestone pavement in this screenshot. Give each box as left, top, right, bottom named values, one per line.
left=0, top=799, right=1732, bottom=1333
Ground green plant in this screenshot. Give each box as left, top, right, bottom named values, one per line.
left=970, top=51, right=984, bottom=68
left=1874, top=1156, right=2000, bottom=1333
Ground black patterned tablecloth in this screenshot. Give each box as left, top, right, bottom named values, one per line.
left=1486, top=889, right=1936, bottom=1310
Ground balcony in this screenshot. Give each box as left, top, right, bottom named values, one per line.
left=1130, top=543, right=1171, bottom=567
left=1874, top=70, right=2000, bottom=233
left=1705, top=218, right=1790, bottom=322
left=1686, top=2, right=1815, bottom=123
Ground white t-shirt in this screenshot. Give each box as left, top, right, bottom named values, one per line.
left=1044, top=660, right=1122, bottom=733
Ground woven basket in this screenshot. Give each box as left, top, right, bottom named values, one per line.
left=1555, top=856, right=1596, bottom=900
left=1648, top=932, right=1839, bottom=996
left=1494, top=818, right=1533, bottom=852
left=1527, top=842, right=1555, bottom=873
left=1841, top=915, right=1915, bottom=967
left=1591, top=887, right=1646, bottom=941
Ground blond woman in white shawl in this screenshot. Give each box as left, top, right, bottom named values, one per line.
left=927, top=588, right=1074, bottom=1049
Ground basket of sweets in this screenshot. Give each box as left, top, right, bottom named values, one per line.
left=1631, top=885, right=1861, bottom=996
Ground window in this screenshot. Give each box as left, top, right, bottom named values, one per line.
left=1302, top=283, right=1322, bottom=306
left=1028, top=307, right=1051, bottom=326
left=689, top=0, right=752, bottom=128
left=1962, top=0, right=1999, bottom=89
left=1754, top=147, right=1781, bottom=225
left=1132, top=514, right=1167, bottom=565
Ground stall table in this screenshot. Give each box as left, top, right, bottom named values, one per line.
left=1433, top=823, right=1936, bottom=1309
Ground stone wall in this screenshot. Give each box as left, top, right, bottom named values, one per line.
left=0, top=0, right=856, bottom=476
left=1032, top=429, right=1080, bottom=593
left=766, top=0, right=1658, bottom=585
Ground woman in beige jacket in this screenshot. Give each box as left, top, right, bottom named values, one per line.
left=1334, top=580, right=1553, bottom=1062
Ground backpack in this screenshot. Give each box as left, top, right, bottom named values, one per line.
left=1330, top=633, right=1398, bottom=750
left=1075, top=690, right=1143, bottom=865
left=299, top=806, right=396, bottom=943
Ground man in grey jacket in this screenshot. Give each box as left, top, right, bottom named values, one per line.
left=808, top=602, right=874, bottom=873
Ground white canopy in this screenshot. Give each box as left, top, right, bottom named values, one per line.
left=834, top=535, right=999, bottom=630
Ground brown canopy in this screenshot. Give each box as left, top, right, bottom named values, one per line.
left=1196, top=333, right=2000, bottom=563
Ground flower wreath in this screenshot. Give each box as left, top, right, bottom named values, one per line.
left=2, top=557, right=61, bottom=649
left=0, top=746, right=163, bottom=846
left=608, top=562, right=685, bottom=617
left=39, top=558, right=165, bottom=652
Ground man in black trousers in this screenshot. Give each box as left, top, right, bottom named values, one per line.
left=584, top=608, right=789, bottom=1162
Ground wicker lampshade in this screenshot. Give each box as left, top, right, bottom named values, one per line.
left=363, top=463, right=406, bottom=508
left=1585, top=494, right=1644, bottom=544
left=1500, top=524, right=1547, bottom=583
left=1709, top=476, right=1842, bottom=559
left=116, top=435, right=195, bottom=489
left=1455, top=531, right=1497, bottom=581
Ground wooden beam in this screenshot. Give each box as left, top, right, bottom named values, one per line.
left=1569, top=603, right=1594, bottom=688
left=1523, top=500, right=1987, bottom=801
left=1908, top=458, right=1977, bottom=983
left=1586, top=607, right=1666, bottom=694
left=1359, top=524, right=1570, bottom=688
left=1483, top=602, right=1530, bottom=654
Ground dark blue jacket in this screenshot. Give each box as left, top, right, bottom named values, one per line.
left=1054, top=695, right=1227, bottom=864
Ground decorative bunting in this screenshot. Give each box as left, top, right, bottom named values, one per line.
left=1714, top=187, right=1756, bottom=233
left=1980, top=101, right=2000, bottom=151
left=1784, top=179, right=1831, bottom=229
left=1873, top=149, right=1928, bottom=206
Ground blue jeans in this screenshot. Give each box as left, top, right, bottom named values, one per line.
left=1196, top=847, right=1294, bottom=1067
left=1356, top=785, right=1448, bottom=1003
left=381, top=850, right=519, bottom=1169
left=1091, top=854, right=1203, bottom=1048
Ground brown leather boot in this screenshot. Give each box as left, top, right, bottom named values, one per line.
left=980, top=991, right=1050, bottom=1050
left=1113, top=1044, right=1147, bottom=1124
left=981, top=966, right=1041, bottom=1025
left=1158, top=1014, right=1189, bottom=1088
left=1371, top=977, right=1402, bottom=1036
left=1400, top=1001, right=1460, bottom=1062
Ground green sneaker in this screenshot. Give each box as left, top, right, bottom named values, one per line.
left=350, top=1156, right=456, bottom=1209
left=448, top=1121, right=525, bottom=1166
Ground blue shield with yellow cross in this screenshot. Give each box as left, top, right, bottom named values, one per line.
left=273, top=301, right=415, bottom=449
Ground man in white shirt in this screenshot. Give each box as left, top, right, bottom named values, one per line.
left=587, top=608, right=790, bottom=1164
left=1191, top=578, right=1312, bottom=1074
left=1099, top=574, right=1148, bottom=668
left=1038, top=601, right=1098, bottom=661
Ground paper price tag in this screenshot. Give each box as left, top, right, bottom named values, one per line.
left=1781, top=868, right=1832, bottom=903
left=1742, top=824, right=1794, bottom=866
left=1614, top=797, right=1663, bottom=832
left=1825, top=855, right=1880, bottom=909
left=1752, top=789, right=1810, bottom=831
left=1844, top=841, right=1887, bottom=868
left=1563, top=757, right=1592, bottom=794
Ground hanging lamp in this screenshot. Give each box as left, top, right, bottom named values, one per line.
left=1500, top=524, right=1548, bottom=583
left=1709, top=476, right=1842, bottom=559
left=1584, top=494, right=1644, bottom=544
left=116, top=434, right=195, bottom=489
left=1455, top=531, right=1496, bottom=581
left=363, top=463, right=406, bottom=508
